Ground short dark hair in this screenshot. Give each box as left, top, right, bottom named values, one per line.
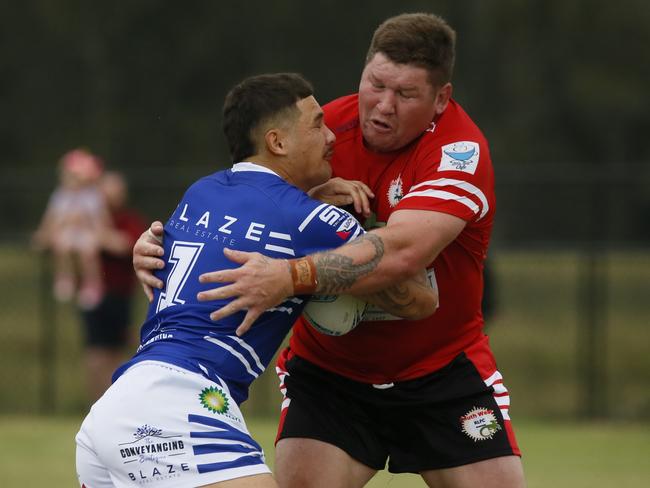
left=365, top=13, right=456, bottom=87
left=222, top=73, right=314, bottom=163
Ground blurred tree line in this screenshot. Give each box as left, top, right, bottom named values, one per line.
left=1, top=0, right=649, bottom=244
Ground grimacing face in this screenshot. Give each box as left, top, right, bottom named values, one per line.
left=287, top=95, right=335, bottom=190
left=358, top=52, right=449, bottom=153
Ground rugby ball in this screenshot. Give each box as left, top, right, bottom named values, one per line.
left=303, top=294, right=368, bottom=336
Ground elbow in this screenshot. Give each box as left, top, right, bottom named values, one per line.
left=404, top=289, right=438, bottom=320
left=388, top=247, right=426, bottom=283
left=404, top=246, right=431, bottom=279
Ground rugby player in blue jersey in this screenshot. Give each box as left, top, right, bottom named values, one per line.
left=76, top=73, right=437, bottom=488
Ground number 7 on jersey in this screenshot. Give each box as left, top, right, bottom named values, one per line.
left=156, top=241, right=204, bottom=313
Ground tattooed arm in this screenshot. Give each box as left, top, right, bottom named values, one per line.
left=355, top=266, right=435, bottom=321
left=305, top=233, right=436, bottom=320
left=199, top=209, right=465, bottom=335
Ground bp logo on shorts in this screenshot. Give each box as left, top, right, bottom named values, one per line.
left=199, top=386, right=230, bottom=414
left=460, top=407, right=502, bottom=441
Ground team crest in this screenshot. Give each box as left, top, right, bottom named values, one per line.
left=199, top=386, right=230, bottom=414
left=460, top=407, right=502, bottom=442
left=387, top=175, right=404, bottom=207
left=439, top=141, right=480, bottom=174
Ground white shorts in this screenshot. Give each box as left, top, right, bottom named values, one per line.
left=76, top=361, right=271, bottom=487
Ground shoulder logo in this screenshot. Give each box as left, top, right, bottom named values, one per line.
left=460, top=407, right=502, bottom=441
left=336, top=216, right=356, bottom=239
left=387, top=175, right=404, bottom=207
left=439, top=141, right=480, bottom=174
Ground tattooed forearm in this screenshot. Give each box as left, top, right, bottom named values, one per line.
left=313, top=233, right=385, bottom=294
left=369, top=283, right=416, bottom=312
left=361, top=269, right=431, bottom=315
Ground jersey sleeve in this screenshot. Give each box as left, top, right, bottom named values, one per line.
left=397, top=139, right=493, bottom=224
left=284, top=195, right=366, bottom=256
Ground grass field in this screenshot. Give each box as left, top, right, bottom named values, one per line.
left=1, top=415, right=648, bottom=488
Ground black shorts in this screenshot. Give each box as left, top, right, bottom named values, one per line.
left=276, top=350, right=519, bottom=473
left=80, top=293, right=132, bottom=348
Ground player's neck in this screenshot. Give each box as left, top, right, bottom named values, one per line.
left=246, top=155, right=296, bottom=187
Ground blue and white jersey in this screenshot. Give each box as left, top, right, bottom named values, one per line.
left=114, top=163, right=364, bottom=404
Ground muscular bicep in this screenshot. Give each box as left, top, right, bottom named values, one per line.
left=383, top=208, right=467, bottom=269
left=309, top=208, right=466, bottom=296
left=349, top=210, right=463, bottom=318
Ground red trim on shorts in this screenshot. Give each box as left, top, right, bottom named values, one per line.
left=464, top=339, right=521, bottom=456
left=274, top=348, right=295, bottom=444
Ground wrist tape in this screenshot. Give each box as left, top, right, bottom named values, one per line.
left=289, top=257, right=318, bottom=295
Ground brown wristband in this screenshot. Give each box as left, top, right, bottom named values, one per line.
left=289, top=257, right=318, bottom=295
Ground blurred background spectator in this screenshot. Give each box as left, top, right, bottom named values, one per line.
left=32, top=148, right=109, bottom=309
left=80, top=171, right=146, bottom=402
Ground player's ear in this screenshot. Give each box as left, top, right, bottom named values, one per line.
left=264, top=128, right=289, bottom=157
left=433, top=82, right=452, bottom=115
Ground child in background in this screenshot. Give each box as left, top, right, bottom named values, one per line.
left=33, top=148, right=111, bottom=308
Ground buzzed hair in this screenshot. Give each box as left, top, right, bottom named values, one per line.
left=365, top=13, right=456, bottom=87
left=222, top=73, right=314, bottom=163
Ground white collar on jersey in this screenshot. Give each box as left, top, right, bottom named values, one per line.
left=231, top=162, right=281, bottom=178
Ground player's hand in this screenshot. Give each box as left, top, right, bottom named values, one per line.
left=197, top=248, right=293, bottom=336
left=308, top=177, right=374, bottom=218
left=133, top=221, right=165, bottom=302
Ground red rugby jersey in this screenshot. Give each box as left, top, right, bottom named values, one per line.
left=288, top=94, right=496, bottom=383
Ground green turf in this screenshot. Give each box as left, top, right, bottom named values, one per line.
left=1, top=415, right=648, bottom=488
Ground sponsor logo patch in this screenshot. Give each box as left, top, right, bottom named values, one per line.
left=439, top=141, right=480, bottom=174
left=198, top=386, right=243, bottom=423
left=336, top=216, right=356, bottom=239
left=460, top=407, right=502, bottom=441
left=199, top=386, right=230, bottom=414
left=118, top=424, right=186, bottom=463
left=117, top=424, right=190, bottom=483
